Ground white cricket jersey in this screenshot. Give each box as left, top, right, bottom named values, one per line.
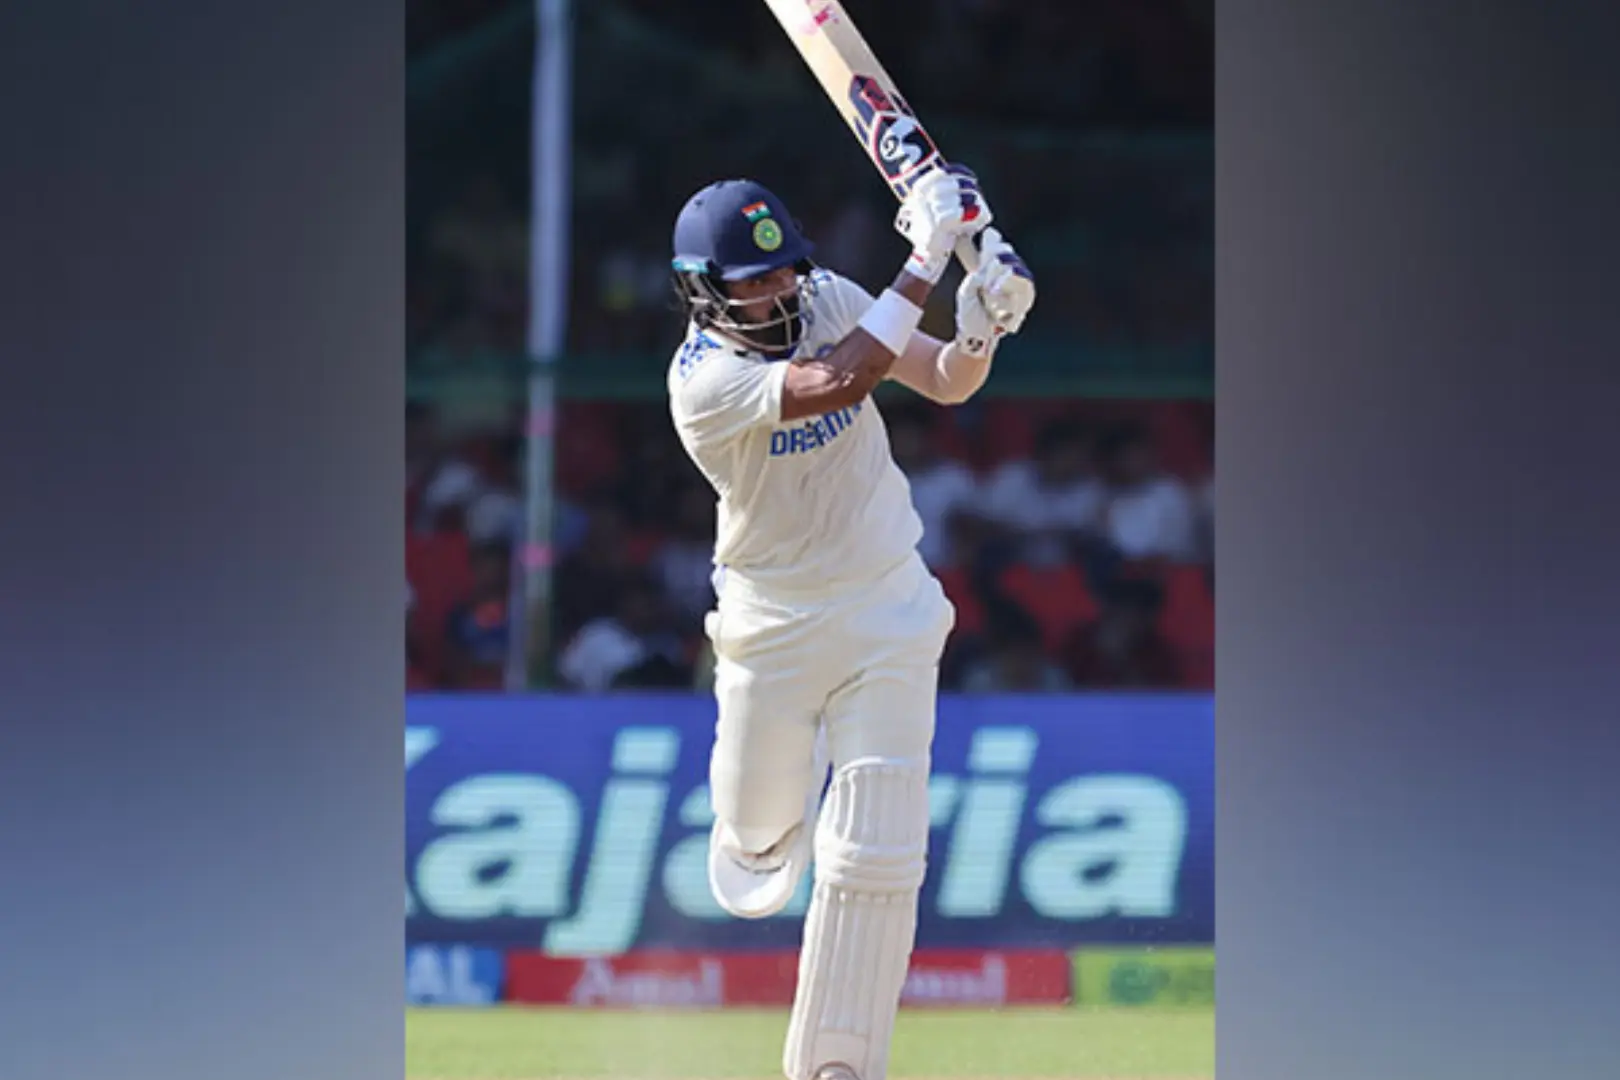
left=667, top=269, right=923, bottom=599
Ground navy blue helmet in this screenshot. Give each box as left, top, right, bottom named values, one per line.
left=671, top=179, right=817, bottom=355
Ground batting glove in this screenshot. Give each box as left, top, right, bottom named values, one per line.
left=895, top=164, right=992, bottom=284
left=954, top=227, right=1035, bottom=357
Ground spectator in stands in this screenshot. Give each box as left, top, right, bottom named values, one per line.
left=465, top=486, right=521, bottom=545
left=1061, top=577, right=1180, bottom=688
left=415, top=457, right=486, bottom=536
left=1097, top=422, right=1200, bottom=562
left=960, top=603, right=1072, bottom=692
left=552, top=495, right=590, bottom=559
left=442, top=540, right=513, bottom=690
left=557, top=573, right=692, bottom=691
left=651, top=482, right=718, bottom=635
left=976, top=418, right=1105, bottom=567
left=472, top=428, right=526, bottom=527
left=886, top=402, right=980, bottom=570
left=407, top=401, right=494, bottom=536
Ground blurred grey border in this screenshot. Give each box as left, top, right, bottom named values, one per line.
left=0, top=0, right=1618, bottom=1078
left=0, top=1, right=402, bottom=1079
left=1220, top=1, right=1620, bottom=1078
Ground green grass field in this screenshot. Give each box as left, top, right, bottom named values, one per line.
left=406, top=1006, right=1214, bottom=1080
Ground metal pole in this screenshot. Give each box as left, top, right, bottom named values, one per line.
left=509, top=0, right=573, bottom=690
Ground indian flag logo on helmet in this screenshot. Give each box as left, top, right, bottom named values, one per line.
left=741, top=201, right=771, bottom=222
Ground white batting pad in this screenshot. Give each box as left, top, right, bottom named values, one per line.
left=782, top=757, right=930, bottom=1080
left=710, top=727, right=829, bottom=919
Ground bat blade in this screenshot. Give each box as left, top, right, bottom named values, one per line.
left=760, top=0, right=981, bottom=272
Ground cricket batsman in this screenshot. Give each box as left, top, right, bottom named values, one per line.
left=666, top=167, right=1034, bottom=1080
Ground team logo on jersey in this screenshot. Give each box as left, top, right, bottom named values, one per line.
left=675, top=332, right=720, bottom=380
left=769, top=403, right=862, bottom=457
left=752, top=217, right=784, bottom=251
left=847, top=75, right=940, bottom=198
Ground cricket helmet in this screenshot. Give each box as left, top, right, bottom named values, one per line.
left=671, top=179, right=817, bottom=354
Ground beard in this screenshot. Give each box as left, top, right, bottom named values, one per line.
left=721, top=286, right=803, bottom=356
left=754, top=289, right=802, bottom=355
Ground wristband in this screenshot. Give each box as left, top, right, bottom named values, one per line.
left=856, top=289, right=924, bottom=356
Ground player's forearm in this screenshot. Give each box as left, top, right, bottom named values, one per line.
left=890, top=268, right=933, bottom=307
left=819, top=269, right=930, bottom=378
left=829, top=268, right=932, bottom=379
left=890, top=336, right=992, bottom=405
left=794, top=331, right=895, bottom=405
left=782, top=269, right=933, bottom=418
left=929, top=340, right=994, bottom=403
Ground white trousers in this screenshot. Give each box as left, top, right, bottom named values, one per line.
left=706, top=553, right=955, bottom=850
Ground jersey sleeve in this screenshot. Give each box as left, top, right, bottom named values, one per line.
left=670, top=341, right=789, bottom=448
left=808, top=269, right=879, bottom=341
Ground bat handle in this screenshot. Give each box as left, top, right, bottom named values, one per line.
left=953, top=234, right=982, bottom=274
left=953, top=222, right=1037, bottom=320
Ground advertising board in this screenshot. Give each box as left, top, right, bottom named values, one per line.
left=406, top=694, right=1213, bottom=952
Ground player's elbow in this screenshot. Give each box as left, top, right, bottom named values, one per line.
left=884, top=367, right=970, bottom=406
left=851, top=365, right=888, bottom=400
left=832, top=358, right=888, bottom=405
left=781, top=371, right=878, bottom=421
left=926, top=367, right=990, bottom=406
left=927, top=380, right=976, bottom=406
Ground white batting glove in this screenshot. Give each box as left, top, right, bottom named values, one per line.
left=894, top=164, right=992, bottom=284
left=954, top=227, right=1036, bottom=358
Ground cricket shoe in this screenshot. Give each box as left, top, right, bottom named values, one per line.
left=811, top=1065, right=860, bottom=1080
left=708, top=728, right=828, bottom=919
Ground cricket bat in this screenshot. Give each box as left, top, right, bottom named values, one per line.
left=760, top=0, right=987, bottom=274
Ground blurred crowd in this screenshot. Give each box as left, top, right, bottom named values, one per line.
left=407, top=397, right=1214, bottom=694
left=407, top=0, right=1212, bottom=363
left=612, top=0, right=1212, bottom=129
left=412, top=0, right=1210, bottom=126
left=406, top=0, right=1214, bottom=695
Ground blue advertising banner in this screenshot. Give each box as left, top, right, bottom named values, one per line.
left=406, top=694, right=1213, bottom=953
left=406, top=944, right=505, bottom=1006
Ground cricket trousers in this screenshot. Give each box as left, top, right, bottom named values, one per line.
left=706, top=551, right=955, bottom=1080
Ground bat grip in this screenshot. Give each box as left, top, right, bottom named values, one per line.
left=953, top=234, right=982, bottom=274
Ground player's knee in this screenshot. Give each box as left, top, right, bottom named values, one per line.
left=813, top=758, right=930, bottom=892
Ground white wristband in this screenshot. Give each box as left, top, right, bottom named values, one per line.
left=856, top=289, right=924, bottom=356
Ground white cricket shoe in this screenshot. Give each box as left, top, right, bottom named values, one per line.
left=812, top=1064, right=860, bottom=1080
